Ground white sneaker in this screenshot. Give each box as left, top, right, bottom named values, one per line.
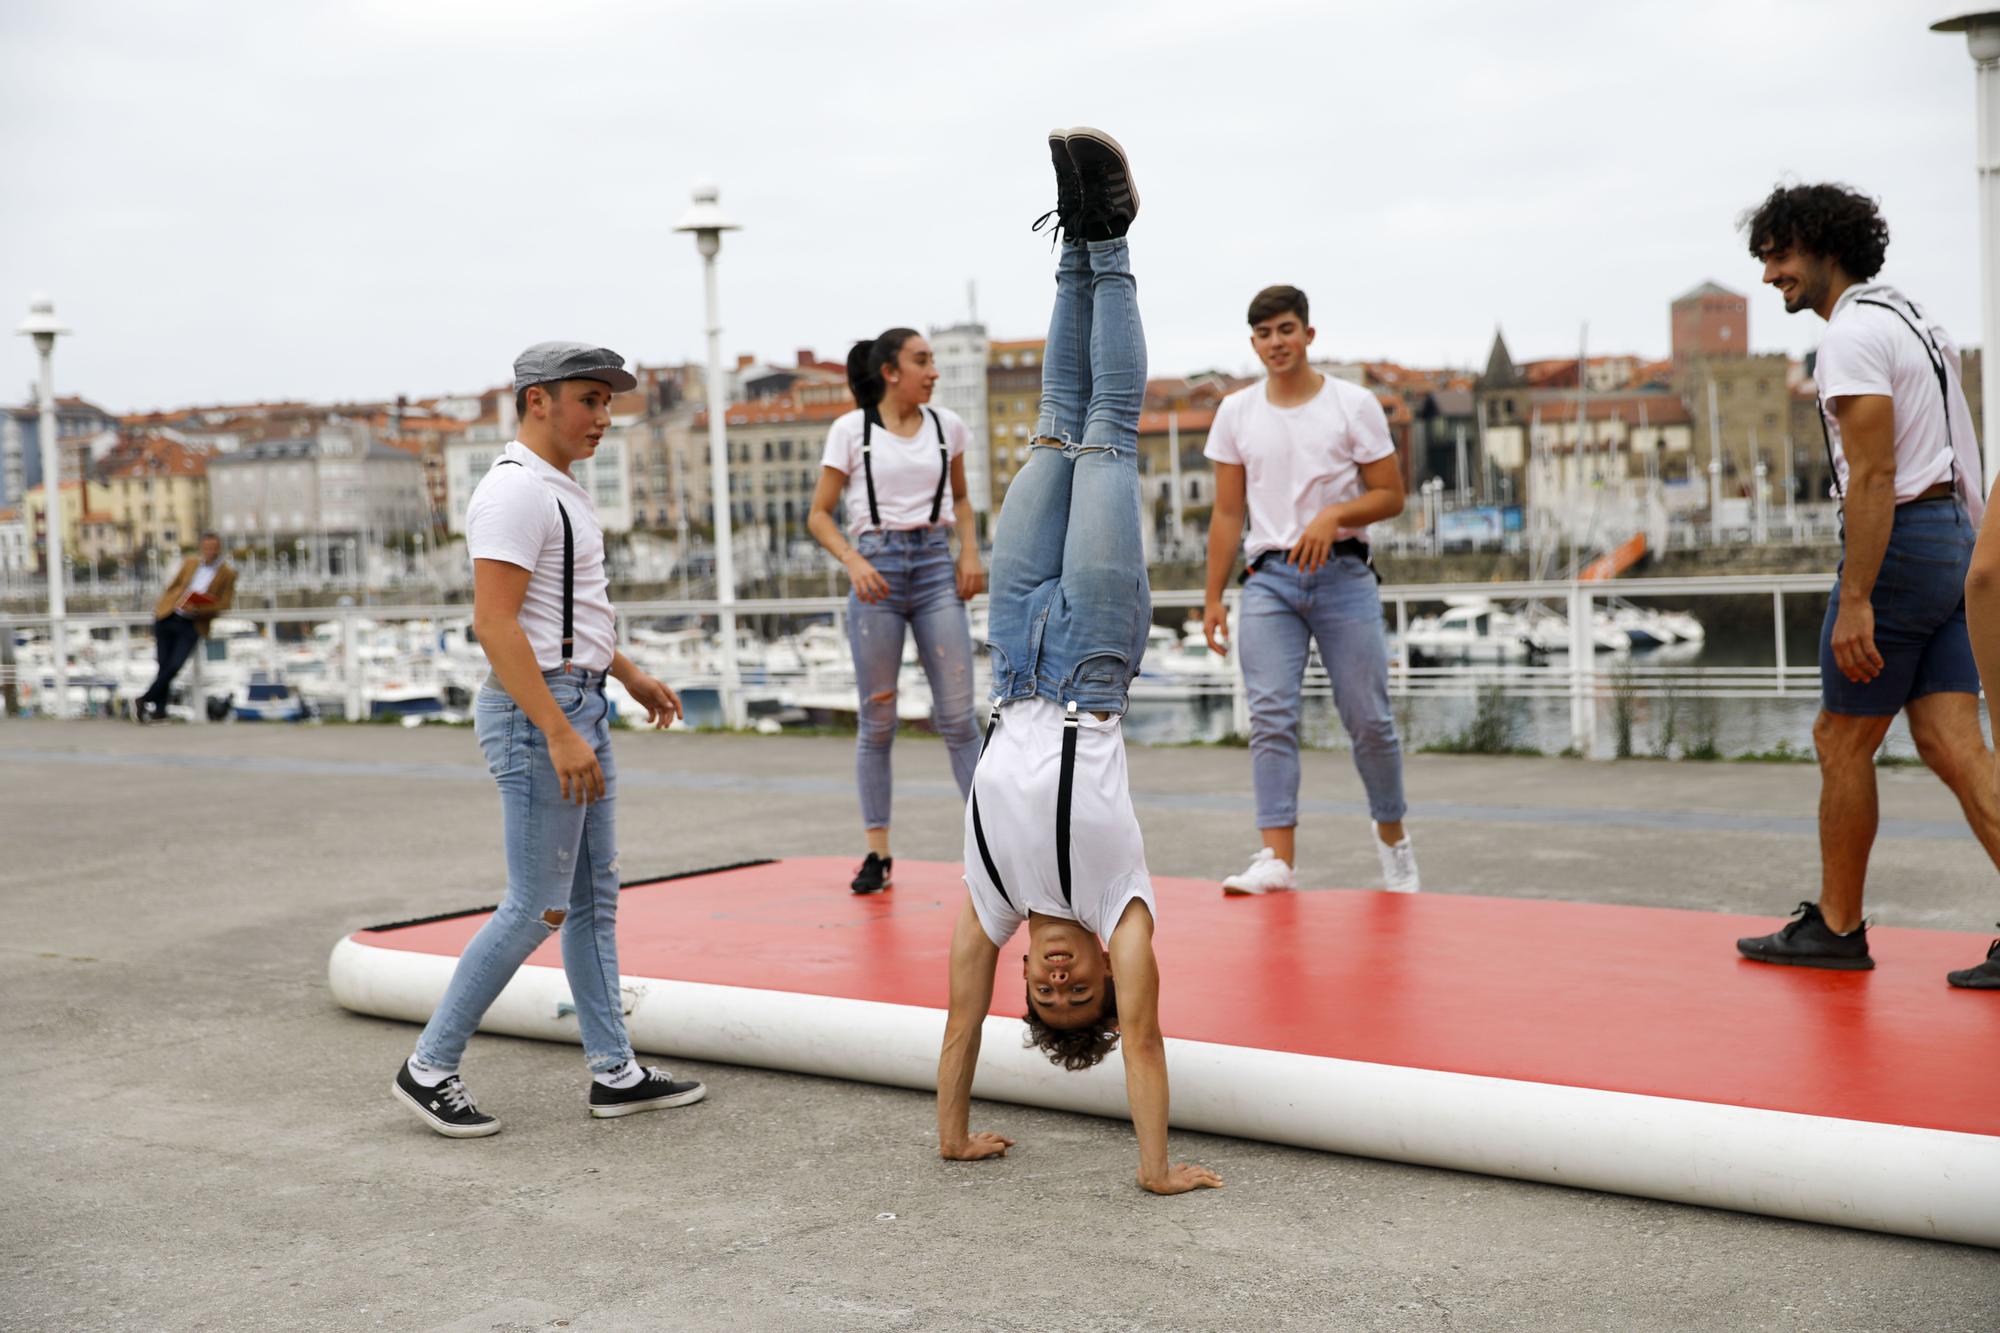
left=1375, top=825, right=1420, bottom=893
left=1222, top=847, right=1296, bottom=896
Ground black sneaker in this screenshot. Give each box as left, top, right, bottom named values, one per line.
left=850, top=852, right=893, bottom=895
left=1736, top=901, right=1874, bottom=971
left=1946, top=931, right=2000, bottom=989
left=1031, top=129, right=1081, bottom=244
left=589, top=1065, right=708, bottom=1119
left=393, top=1062, right=501, bottom=1138
left=1065, top=127, right=1139, bottom=242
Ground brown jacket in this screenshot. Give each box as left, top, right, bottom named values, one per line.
left=154, top=557, right=237, bottom=634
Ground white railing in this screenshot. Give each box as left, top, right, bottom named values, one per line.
left=0, top=570, right=1834, bottom=753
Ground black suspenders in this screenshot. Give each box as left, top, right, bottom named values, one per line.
left=496, top=458, right=576, bottom=671
left=968, top=700, right=1080, bottom=915
left=1816, top=297, right=1977, bottom=506
left=969, top=703, right=1015, bottom=913
left=860, top=407, right=951, bottom=529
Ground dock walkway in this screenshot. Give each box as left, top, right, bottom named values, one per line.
left=3, top=721, right=1995, bottom=1331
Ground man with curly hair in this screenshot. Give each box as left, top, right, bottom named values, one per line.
left=933, top=129, right=1222, bottom=1194
left=1734, top=182, right=2000, bottom=987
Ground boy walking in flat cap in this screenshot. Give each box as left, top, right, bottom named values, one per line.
left=393, top=342, right=708, bottom=1137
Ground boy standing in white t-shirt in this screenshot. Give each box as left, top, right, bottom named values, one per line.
left=1199, top=285, right=1418, bottom=897
left=392, top=342, right=712, bottom=1136
left=935, top=128, right=1221, bottom=1196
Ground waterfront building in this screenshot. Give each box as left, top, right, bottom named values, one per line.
left=986, top=338, right=1044, bottom=502
left=0, top=505, right=26, bottom=574
left=930, top=321, right=992, bottom=526
left=93, top=435, right=213, bottom=557
left=1672, top=280, right=1749, bottom=375
left=208, top=424, right=429, bottom=560
left=2, top=396, right=119, bottom=499
left=689, top=395, right=849, bottom=546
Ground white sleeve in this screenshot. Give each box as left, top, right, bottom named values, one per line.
left=1203, top=395, right=1243, bottom=465
left=944, top=409, right=970, bottom=461
left=1816, top=318, right=1895, bottom=401
left=466, top=471, right=555, bottom=572
left=1348, top=390, right=1396, bottom=465
left=820, top=416, right=855, bottom=476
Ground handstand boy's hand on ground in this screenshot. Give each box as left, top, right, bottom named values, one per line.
left=1139, top=1162, right=1224, bottom=1195
left=941, top=1131, right=1016, bottom=1162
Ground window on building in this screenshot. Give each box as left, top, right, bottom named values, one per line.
left=780, top=439, right=793, bottom=461
left=763, top=441, right=773, bottom=462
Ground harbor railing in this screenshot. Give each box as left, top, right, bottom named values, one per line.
left=0, top=571, right=1835, bottom=754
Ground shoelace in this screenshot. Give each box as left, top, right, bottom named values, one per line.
left=1030, top=207, right=1067, bottom=250
left=437, top=1077, right=477, bottom=1114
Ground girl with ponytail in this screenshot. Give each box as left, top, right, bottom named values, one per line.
left=808, top=327, right=986, bottom=894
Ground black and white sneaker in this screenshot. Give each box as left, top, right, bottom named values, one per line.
left=850, top=852, right=893, bottom=895
left=1736, top=901, right=1874, bottom=971
left=1946, top=931, right=2000, bottom=989
left=1031, top=129, right=1082, bottom=244
left=589, top=1066, right=708, bottom=1119
left=1064, top=127, right=1139, bottom=242
left=393, top=1062, right=501, bottom=1138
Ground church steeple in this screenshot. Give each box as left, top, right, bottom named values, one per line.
left=1481, top=328, right=1520, bottom=388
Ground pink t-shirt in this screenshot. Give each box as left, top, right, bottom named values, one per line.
left=1204, top=376, right=1396, bottom=559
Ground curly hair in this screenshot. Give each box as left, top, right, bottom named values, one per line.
left=1741, top=183, right=1889, bottom=281
left=1022, top=976, right=1120, bottom=1072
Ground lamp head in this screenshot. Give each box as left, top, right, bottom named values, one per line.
left=1933, top=10, right=2000, bottom=62
left=16, top=294, right=69, bottom=349
left=674, top=180, right=741, bottom=249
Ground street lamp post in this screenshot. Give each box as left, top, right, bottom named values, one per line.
left=1933, top=10, right=2000, bottom=492
left=17, top=294, right=70, bottom=718
left=674, top=182, right=744, bottom=728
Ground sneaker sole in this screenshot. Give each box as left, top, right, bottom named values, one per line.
left=1734, top=948, right=1875, bottom=971
left=850, top=878, right=892, bottom=895
left=590, top=1083, right=709, bottom=1118
left=1062, top=126, right=1139, bottom=217
left=392, top=1080, right=502, bottom=1138
left=1221, top=883, right=1290, bottom=896
left=1946, top=972, right=2000, bottom=988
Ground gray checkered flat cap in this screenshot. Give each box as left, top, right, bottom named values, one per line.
left=512, top=341, right=638, bottom=394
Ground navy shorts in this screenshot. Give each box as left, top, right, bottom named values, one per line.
left=1819, top=498, right=1979, bottom=716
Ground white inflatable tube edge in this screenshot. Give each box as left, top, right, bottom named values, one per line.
left=329, top=936, right=1999, bottom=1248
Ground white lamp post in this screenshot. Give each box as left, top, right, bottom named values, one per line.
left=1934, top=10, right=2000, bottom=492
left=674, top=181, right=744, bottom=727
left=17, top=294, right=70, bottom=718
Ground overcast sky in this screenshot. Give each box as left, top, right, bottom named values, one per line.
left=0, top=0, right=1979, bottom=414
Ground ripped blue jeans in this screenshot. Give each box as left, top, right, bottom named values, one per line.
left=414, top=670, right=634, bottom=1074
left=847, top=526, right=982, bottom=828
left=985, top=237, right=1150, bottom=715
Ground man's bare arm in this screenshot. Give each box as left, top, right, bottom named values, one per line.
left=1107, top=898, right=1222, bottom=1195
left=937, top=895, right=1013, bottom=1161
left=1201, top=463, right=1248, bottom=655
left=1829, top=395, right=1896, bottom=684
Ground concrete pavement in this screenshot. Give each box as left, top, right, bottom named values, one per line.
left=3, top=719, right=1996, bottom=1331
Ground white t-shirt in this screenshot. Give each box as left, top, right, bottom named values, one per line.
left=820, top=406, right=969, bottom=537
left=1816, top=283, right=1985, bottom=526
left=1203, top=376, right=1397, bottom=559
left=465, top=441, right=617, bottom=672
left=188, top=561, right=220, bottom=596
left=962, top=697, right=1155, bottom=949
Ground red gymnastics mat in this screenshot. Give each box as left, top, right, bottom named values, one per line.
left=331, top=858, right=2000, bottom=1246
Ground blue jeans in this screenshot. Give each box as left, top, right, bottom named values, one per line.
left=986, top=238, right=1150, bottom=714
left=847, top=527, right=981, bottom=828
left=1239, top=555, right=1408, bottom=827
left=1819, top=499, right=1979, bottom=715
left=414, top=670, right=633, bottom=1074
